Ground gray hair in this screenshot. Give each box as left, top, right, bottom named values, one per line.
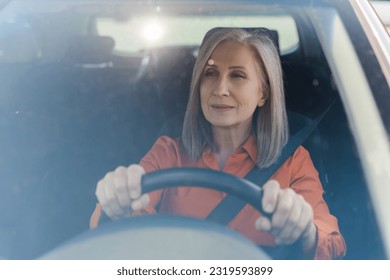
left=182, top=28, right=288, bottom=168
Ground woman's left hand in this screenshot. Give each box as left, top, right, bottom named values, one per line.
left=255, top=180, right=317, bottom=252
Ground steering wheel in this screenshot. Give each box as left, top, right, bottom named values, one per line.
left=41, top=168, right=299, bottom=260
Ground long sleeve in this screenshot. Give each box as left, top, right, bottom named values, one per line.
left=286, top=146, right=347, bottom=259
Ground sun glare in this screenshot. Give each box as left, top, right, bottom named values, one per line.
left=141, top=20, right=165, bottom=42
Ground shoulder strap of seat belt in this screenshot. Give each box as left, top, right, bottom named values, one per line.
left=206, top=101, right=335, bottom=225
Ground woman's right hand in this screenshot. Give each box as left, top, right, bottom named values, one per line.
left=95, top=164, right=150, bottom=219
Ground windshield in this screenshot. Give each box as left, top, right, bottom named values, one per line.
left=0, top=0, right=388, bottom=262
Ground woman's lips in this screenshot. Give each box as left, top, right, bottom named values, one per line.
left=211, top=104, right=234, bottom=112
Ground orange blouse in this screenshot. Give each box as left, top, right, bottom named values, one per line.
left=90, top=135, right=346, bottom=259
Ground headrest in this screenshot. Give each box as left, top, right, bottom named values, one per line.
left=0, top=24, right=41, bottom=63
left=65, top=36, right=115, bottom=65
left=202, top=27, right=280, bottom=55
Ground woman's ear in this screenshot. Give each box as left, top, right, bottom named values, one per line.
left=258, top=96, right=266, bottom=107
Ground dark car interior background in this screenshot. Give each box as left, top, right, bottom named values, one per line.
left=0, top=1, right=385, bottom=259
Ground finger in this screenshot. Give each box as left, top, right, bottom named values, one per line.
left=113, top=166, right=132, bottom=210
left=275, top=194, right=303, bottom=245
left=96, top=178, right=117, bottom=218
left=255, top=216, right=272, bottom=232
left=261, top=180, right=280, bottom=214
left=131, top=194, right=150, bottom=211
left=96, top=177, right=117, bottom=219
left=127, top=164, right=145, bottom=199
left=289, top=199, right=314, bottom=243
left=270, top=188, right=295, bottom=236
left=103, top=172, right=126, bottom=218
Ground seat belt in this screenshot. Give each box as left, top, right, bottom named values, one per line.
left=207, top=101, right=334, bottom=225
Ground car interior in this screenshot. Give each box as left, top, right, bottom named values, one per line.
left=0, top=2, right=386, bottom=259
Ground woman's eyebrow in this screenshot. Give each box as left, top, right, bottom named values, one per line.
left=229, top=66, right=246, bottom=70
left=204, top=64, right=247, bottom=70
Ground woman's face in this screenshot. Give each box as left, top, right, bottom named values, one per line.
left=200, top=41, right=265, bottom=132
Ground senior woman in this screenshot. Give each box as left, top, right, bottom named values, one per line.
left=90, top=28, right=346, bottom=260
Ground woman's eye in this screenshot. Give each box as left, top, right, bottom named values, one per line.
left=231, top=72, right=245, bottom=79
left=205, top=70, right=217, bottom=76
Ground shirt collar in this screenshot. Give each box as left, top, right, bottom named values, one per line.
left=241, top=134, right=258, bottom=163
left=202, top=134, right=258, bottom=162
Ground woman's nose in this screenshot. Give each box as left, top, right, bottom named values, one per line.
left=212, top=77, right=230, bottom=97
